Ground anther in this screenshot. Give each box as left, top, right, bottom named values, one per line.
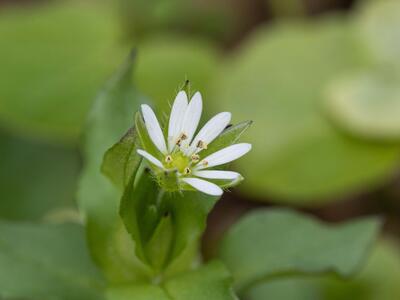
left=202, top=160, right=208, bottom=167
left=165, top=155, right=173, bottom=163
left=191, top=154, right=200, bottom=163
left=184, top=167, right=191, bottom=175
left=197, top=140, right=208, bottom=149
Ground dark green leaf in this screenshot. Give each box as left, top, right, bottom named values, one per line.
left=77, top=52, right=149, bottom=282
left=0, top=221, right=104, bottom=300
left=218, top=208, right=381, bottom=293
left=101, top=127, right=142, bottom=188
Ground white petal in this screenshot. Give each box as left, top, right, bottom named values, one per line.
left=196, top=143, right=252, bottom=170
left=181, top=92, right=203, bottom=145
left=182, top=177, right=223, bottom=196
left=168, top=91, right=188, bottom=151
left=188, top=112, right=231, bottom=155
left=141, top=104, right=167, bottom=154
left=193, top=170, right=241, bottom=180
left=137, top=149, right=164, bottom=169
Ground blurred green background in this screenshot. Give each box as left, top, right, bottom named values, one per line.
left=0, top=0, right=399, bottom=298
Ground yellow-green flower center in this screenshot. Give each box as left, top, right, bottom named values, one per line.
left=164, top=152, right=191, bottom=173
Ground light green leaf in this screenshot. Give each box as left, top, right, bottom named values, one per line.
left=0, top=221, right=104, bottom=300
left=325, top=71, right=400, bottom=141
left=214, top=19, right=400, bottom=203
left=218, top=208, right=381, bottom=293
left=77, top=52, right=149, bottom=282
left=107, top=261, right=237, bottom=300
left=0, top=1, right=124, bottom=144
left=120, top=169, right=219, bottom=275
left=101, top=127, right=142, bottom=188
left=357, top=0, right=400, bottom=66
left=0, top=133, right=79, bottom=221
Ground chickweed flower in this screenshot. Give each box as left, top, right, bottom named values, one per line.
left=137, top=90, right=252, bottom=196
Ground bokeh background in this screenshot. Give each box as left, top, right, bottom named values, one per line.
left=0, top=0, right=399, bottom=298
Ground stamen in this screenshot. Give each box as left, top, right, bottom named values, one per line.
left=202, top=160, right=208, bottom=167
left=165, top=155, right=173, bottom=163
left=197, top=140, right=208, bottom=150
left=176, top=133, right=188, bottom=146
left=191, top=154, right=200, bottom=163
left=184, top=167, right=191, bottom=175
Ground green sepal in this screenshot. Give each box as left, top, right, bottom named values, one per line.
left=101, top=127, right=142, bottom=189
left=200, top=120, right=253, bottom=159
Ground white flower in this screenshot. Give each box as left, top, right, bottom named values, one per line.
left=137, top=90, right=252, bottom=196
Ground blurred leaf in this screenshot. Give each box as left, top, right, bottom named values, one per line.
left=77, top=52, right=149, bottom=283
left=135, top=37, right=219, bottom=113
left=107, top=261, right=237, bottom=300
left=101, top=127, right=141, bottom=188
left=218, top=208, right=381, bottom=293
left=247, top=277, right=321, bottom=300
left=322, top=239, right=400, bottom=300
left=0, top=132, right=79, bottom=221
left=0, top=221, right=104, bottom=300
left=214, top=20, right=400, bottom=204
left=325, top=71, right=400, bottom=141
left=246, top=239, right=400, bottom=300
left=357, top=0, right=400, bottom=66
left=119, top=0, right=233, bottom=42
left=120, top=170, right=219, bottom=275
left=0, top=1, right=124, bottom=144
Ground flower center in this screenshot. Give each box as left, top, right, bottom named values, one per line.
left=164, top=152, right=191, bottom=174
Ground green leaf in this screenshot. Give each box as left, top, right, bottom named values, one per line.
left=246, top=240, right=400, bottom=300
left=322, top=239, right=400, bottom=300
left=107, top=261, right=237, bottom=300
left=101, top=127, right=142, bottom=188
left=214, top=19, right=400, bottom=203
left=77, top=52, right=149, bottom=282
left=0, top=221, right=104, bottom=300
left=120, top=170, right=219, bottom=275
left=325, top=71, right=400, bottom=141
left=0, top=132, right=79, bottom=221
left=218, top=208, right=381, bottom=293
left=247, top=277, right=321, bottom=300
left=0, top=1, right=124, bottom=144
